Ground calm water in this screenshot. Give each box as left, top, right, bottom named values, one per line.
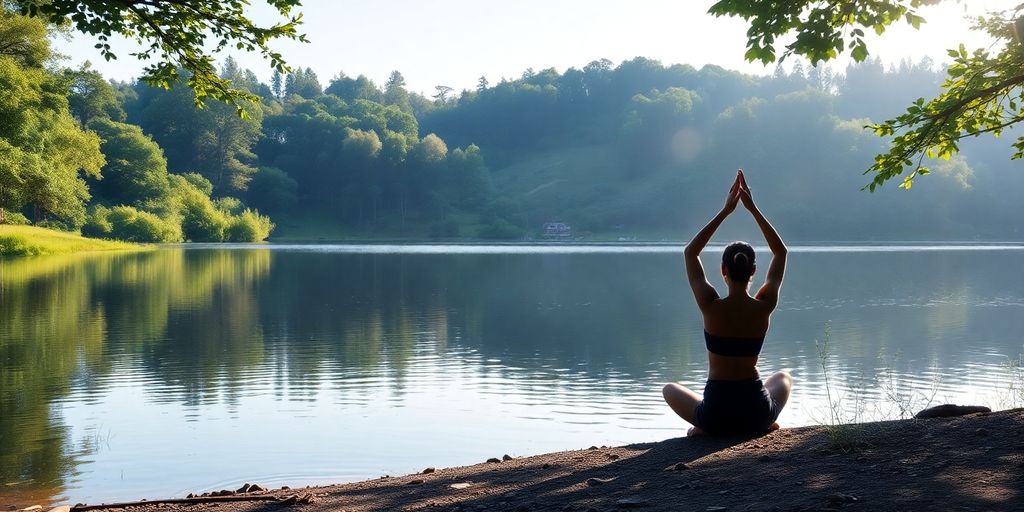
left=2, top=245, right=1023, bottom=506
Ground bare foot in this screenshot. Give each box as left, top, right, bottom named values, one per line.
left=687, top=426, right=706, bottom=437
left=769, top=422, right=780, bottom=432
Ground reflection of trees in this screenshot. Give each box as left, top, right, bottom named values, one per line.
left=0, top=249, right=271, bottom=505
left=0, top=254, right=107, bottom=506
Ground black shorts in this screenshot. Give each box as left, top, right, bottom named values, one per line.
left=694, top=378, right=779, bottom=436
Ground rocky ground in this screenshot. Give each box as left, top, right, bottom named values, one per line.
left=37, top=408, right=1024, bottom=512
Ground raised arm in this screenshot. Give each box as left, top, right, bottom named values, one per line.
left=738, top=171, right=787, bottom=308
left=684, top=175, right=741, bottom=310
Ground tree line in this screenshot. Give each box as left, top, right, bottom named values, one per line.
left=4, top=7, right=1023, bottom=242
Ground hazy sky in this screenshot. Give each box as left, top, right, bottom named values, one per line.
left=53, top=1, right=1016, bottom=95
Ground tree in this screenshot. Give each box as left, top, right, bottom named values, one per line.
left=87, top=118, right=171, bottom=206
left=0, top=12, right=104, bottom=226
left=9, top=0, right=307, bottom=114
left=384, top=70, right=411, bottom=112
left=130, top=72, right=263, bottom=194
left=271, top=69, right=283, bottom=98
left=64, top=63, right=127, bottom=122
left=709, top=1, right=1024, bottom=190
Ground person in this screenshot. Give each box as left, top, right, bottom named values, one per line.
left=662, top=169, right=793, bottom=436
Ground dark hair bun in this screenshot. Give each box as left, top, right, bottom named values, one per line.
left=723, top=241, right=755, bottom=282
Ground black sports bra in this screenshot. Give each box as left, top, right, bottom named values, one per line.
left=704, top=330, right=765, bottom=357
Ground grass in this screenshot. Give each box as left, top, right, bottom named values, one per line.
left=0, top=225, right=145, bottom=257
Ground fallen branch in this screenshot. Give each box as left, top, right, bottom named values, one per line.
left=70, top=493, right=289, bottom=511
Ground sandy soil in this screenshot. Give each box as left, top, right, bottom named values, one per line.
left=60, top=408, right=1024, bottom=512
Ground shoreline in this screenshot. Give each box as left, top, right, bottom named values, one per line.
left=54, top=408, right=1023, bottom=512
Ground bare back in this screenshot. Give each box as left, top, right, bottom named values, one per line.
left=702, top=294, right=773, bottom=380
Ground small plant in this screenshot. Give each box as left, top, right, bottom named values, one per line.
left=999, top=353, right=1024, bottom=409
left=814, top=322, right=867, bottom=452
left=876, top=349, right=941, bottom=420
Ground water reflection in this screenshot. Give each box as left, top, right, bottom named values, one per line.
left=1, top=247, right=1023, bottom=507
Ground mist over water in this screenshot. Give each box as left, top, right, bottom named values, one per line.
left=2, top=245, right=1023, bottom=506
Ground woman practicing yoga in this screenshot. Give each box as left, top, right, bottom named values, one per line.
left=663, top=170, right=793, bottom=436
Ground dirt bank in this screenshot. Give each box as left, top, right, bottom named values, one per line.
left=65, top=408, right=1024, bottom=512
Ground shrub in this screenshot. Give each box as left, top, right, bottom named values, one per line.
left=0, top=212, right=30, bottom=225
left=215, top=197, right=244, bottom=215
left=81, top=205, right=113, bottom=238
left=224, top=209, right=274, bottom=242
left=180, top=197, right=229, bottom=242
left=0, top=235, right=44, bottom=256
left=107, top=206, right=182, bottom=242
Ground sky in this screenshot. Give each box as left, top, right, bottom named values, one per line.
left=52, top=0, right=1018, bottom=95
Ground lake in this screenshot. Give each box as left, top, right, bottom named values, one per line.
left=2, top=244, right=1023, bottom=507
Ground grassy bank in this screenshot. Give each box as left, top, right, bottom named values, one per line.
left=0, top=225, right=144, bottom=257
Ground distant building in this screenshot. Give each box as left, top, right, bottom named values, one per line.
left=542, top=222, right=572, bottom=239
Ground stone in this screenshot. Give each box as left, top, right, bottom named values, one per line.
left=588, top=446, right=599, bottom=450
left=503, top=454, right=514, bottom=461
left=407, top=479, right=425, bottom=485
left=449, top=483, right=473, bottom=490
left=827, top=493, right=859, bottom=505
left=665, top=462, right=690, bottom=471
left=422, top=467, right=436, bottom=474
left=487, top=457, right=502, bottom=463
left=542, top=463, right=552, bottom=469
left=236, top=483, right=251, bottom=493
left=914, top=404, right=991, bottom=419
left=18, top=507, right=42, bottom=512
left=607, top=454, right=620, bottom=460
left=615, top=497, right=648, bottom=508
left=47, top=508, right=70, bottom=512
left=278, top=495, right=298, bottom=506
left=248, top=484, right=264, bottom=492
left=586, top=477, right=617, bottom=486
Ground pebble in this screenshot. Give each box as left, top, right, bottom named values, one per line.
left=407, top=479, right=425, bottom=485
left=588, top=446, right=599, bottom=450
left=665, top=462, right=690, bottom=471
left=615, top=497, right=648, bottom=508
left=279, top=486, right=288, bottom=490
left=422, top=467, right=436, bottom=474
left=503, top=454, right=514, bottom=461
left=487, top=457, right=502, bottom=463
left=236, top=483, right=251, bottom=493
left=827, top=493, right=859, bottom=504
left=542, top=463, right=553, bottom=469
left=449, top=483, right=473, bottom=490
left=47, top=507, right=70, bottom=512
left=607, top=454, right=620, bottom=460
left=586, top=477, right=617, bottom=486
left=19, top=507, right=42, bottom=512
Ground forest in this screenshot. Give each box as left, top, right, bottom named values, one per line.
left=3, top=10, right=1023, bottom=242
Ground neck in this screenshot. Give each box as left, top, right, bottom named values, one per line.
left=726, top=281, right=751, bottom=297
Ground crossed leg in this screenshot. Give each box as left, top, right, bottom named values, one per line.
left=662, top=383, right=704, bottom=436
